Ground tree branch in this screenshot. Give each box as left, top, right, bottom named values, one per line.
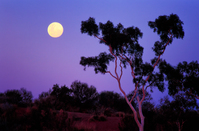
left=145, top=77, right=159, bottom=91
left=94, top=35, right=107, bottom=43
left=144, top=31, right=173, bottom=84
left=105, top=71, right=117, bottom=80
left=119, top=61, right=123, bottom=80
left=130, top=83, right=139, bottom=103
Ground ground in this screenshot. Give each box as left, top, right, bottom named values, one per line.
left=67, top=111, right=121, bottom=131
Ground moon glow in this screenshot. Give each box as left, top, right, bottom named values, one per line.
left=47, top=22, right=63, bottom=38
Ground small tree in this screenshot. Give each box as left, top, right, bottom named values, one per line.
left=4, top=89, right=23, bottom=105
left=70, top=80, right=99, bottom=110
left=80, top=14, right=184, bottom=131
left=20, top=88, right=33, bottom=106
left=50, top=84, right=73, bottom=110
left=157, top=92, right=198, bottom=131
left=99, top=91, right=129, bottom=112
left=99, top=91, right=121, bottom=108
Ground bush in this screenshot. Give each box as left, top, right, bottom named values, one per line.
left=103, top=108, right=113, bottom=117
left=118, top=114, right=138, bottom=131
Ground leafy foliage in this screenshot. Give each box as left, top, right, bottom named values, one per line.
left=159, top=60, right=199, bottom=97
left=71, top=81, right=99, bottom=110
left=80, top=14, right=185, bottom=131
left=99, top=91, right=130, bottom=112
left=80, top=14, right=184, bottom=92
left=148, top=14, right=184, bottom=56
left=156, top=93, right=199, bottom=131
left=99, top=91, right=120, bottom=107
left=80, top=17, right=144, bottom=73
left=0, top=88, right=33, bottom=107
left=81, top=17, right=143, bottom=56
left=0, top=82, right=198, bottom=131
left=50, top=84, right=73, bottom=104
left=81, top=17, right=99, bottom=36
left=20, top=88, right=33, bottom=105
left=80, top=52, right=114, bottom=73
left=119, top=115, right=139, bottom=131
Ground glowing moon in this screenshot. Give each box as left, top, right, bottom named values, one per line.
left=47, top=22, right=63, bottom=38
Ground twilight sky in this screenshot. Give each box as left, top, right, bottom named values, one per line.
left=0, top=0, right=199, bottom=104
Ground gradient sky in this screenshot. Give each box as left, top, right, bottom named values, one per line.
left=0, top=0, right=199, bottom=104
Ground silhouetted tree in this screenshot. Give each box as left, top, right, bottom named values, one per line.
left=51, top=84, right=72, bottom=101
left=159, top=61, right=199, bottom=99
left=157, top=92, right=198, bottom=131
left=4, top=89, right=22, bottom=105
left=35, top=95, right=57, bottom=110
left=38, top=84, right=74, bottom=110
left=50, top=84, right=73, bottom=110
left=19, top=88, right=33, bottom=106
left=39, top=91, right=50, bottom=99
left=71, top=80, right=99, bottom=111
left=99, top=91, right=121, bottom=108
left=50, top=84, right=60, bottom=97
left=0, top=88, right=33, bottom=107
left=0, top=93, right=6, bottom=103
left=99, top=91, right=129, bottom=112
left=80, top=14, right=184, bottom=131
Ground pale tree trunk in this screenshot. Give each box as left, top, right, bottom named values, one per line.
left=107, top=44, right=145, bottom=131
left=93, top=31, right=173, bottom=131
left=94, top=35, right=146, bottom=130
left=124, top=88, right=145, bottom=131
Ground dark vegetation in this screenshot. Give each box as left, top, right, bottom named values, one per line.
left=1, top=14, right=199, bottom=131
left=80, top=13, right=187, bottom=131
left=79, top=13, right=199, bottom=131
left=0, top=81, right=199, bottom=131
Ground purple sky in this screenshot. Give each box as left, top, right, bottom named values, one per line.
left=0, top=0, right=199, bottom=104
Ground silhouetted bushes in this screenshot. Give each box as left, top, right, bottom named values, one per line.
left=119, top=114, right=139, bottom=131
left=0, top=82, right=199, bottom=131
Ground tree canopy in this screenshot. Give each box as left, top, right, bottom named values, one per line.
left=70, top=80, right=99, bottom=109
left=0, top=88, right=33, bottom=107
left=80, top=14, right=184, bottom=91
left=159, top=60, right=199, bottom=99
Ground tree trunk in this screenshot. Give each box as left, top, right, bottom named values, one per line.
left=176, top=121, right=185, bottom=131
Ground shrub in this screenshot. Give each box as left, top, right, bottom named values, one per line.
left=103, top=108, right=113, bottom=117
left=118, top=114, right=138, bottom=131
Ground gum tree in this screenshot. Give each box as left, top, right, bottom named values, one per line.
left=80, top=14, right=184, bottom=131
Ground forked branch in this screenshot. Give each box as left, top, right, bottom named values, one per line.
left=93, top=35, right=142, bottom=129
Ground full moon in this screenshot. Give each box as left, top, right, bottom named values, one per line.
left=47, top=22, right=63, bottom=38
